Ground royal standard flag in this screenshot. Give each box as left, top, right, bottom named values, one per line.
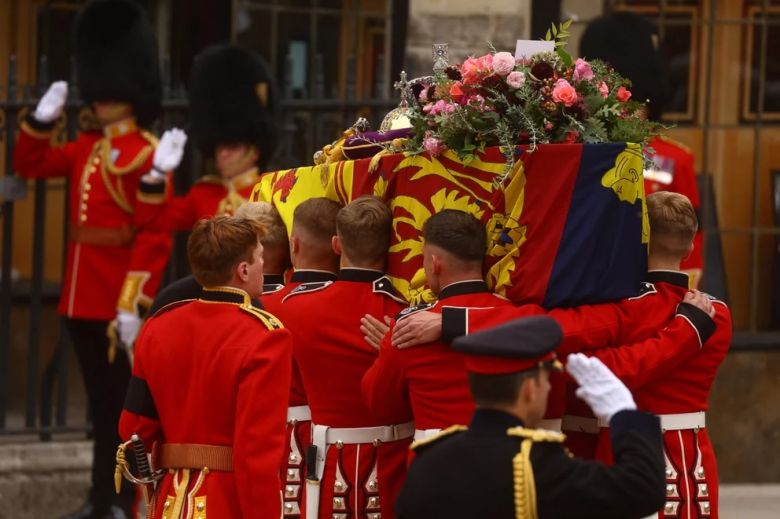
left=252, top=143, right=648, bottom=306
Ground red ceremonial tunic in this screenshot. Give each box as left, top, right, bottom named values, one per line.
left=261, top=269, right=338, bottom=518
left=13, top=116, right=171, bottom=319
left=362, top=280, right=513, bottom=442
left=281, top=268, right=409, bottom=519
left=158, top=168, right=261, bottom=232
left=585, top=272, right=732, bottom=519
left=645, top=136, right=703, bottom=273
left=118, top=286, right=292, bottom=519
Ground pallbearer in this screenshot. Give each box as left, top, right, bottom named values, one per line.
left=396, top=317, right=667, bottom=519
left=282, top=196, right=411, bottom=519
left=118, top=216, right=292, bottom=518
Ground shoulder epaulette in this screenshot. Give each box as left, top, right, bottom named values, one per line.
left=410, top=425, right=467, bottom=453
left=373, top=276, right=408, bottom=304
left=148, top=299, right=194, bottom=319
left=506, top=426, right=565, bottom=443
left=396, top=301, right=436, bottom=321
left=240, top=305, right=284, bottom=330
left=658, top=135, right=693, bottom=154
left=628, top=281, right=658, bottom=300
left=282, top=280, right=334, bottom=302
left=262, top=283, right=285, bottom=295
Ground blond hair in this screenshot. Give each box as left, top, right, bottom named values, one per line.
left=235, top=201, right=288, bottom=248
left=646, top=191, right=698, bottom=258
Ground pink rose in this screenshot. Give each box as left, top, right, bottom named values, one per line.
left=552, top=78, right=578, bottom=107
left=419, top=88, right=429, bottom=103
left=506, top=71, right=525, bottom=89
left=422, top=102, right=434, bottom=114
left=449, top=82, right=465, bottom=103
left=572, top=58, right=594, bottom=81
left=598, top=81, right=609, bottom=99
left=617, top=86, right=632, bottom=102
left=432, top=99, right=449, bottom=115
left=423, top=136, right=446, bottom=156
left=492, top=52, right=515, bottom=76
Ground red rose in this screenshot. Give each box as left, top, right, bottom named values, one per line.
left=617, top=86, right=632, bottom=102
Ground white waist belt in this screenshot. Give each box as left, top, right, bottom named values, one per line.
left=658, top=411, right=706, bottom=431
left=305, top=421, right=415, bottom=519
left=538, top=418, right=562, bottom=432
left=286, top=405, right=311, bottom=423
left=321, top=421, right=415, bottom=445
left=562, top=411, right=706, bottom=434
left=414, top=428, right=441, bottom=441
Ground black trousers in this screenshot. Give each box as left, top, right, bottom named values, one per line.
left=67, top=318, right=135, bottom=513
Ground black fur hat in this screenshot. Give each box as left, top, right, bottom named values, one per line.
left=188, top=44, right=279, bottom=167
left=74, top=0, right=162, bottom=127
left=580, top=11, right=670, bottom=120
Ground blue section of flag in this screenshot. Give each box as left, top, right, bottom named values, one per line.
left=543, top=143, right=648, bottom=308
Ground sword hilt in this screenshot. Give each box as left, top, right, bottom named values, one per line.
left=130, top=434, right=152, bottom=479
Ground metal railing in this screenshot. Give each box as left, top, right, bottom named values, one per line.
left=0, top=53, right=397, bottom=437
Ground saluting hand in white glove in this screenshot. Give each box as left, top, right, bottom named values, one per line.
left=145, top=128, right=188, bottom=182
left=33, top=81, right=68, bottom=123
left=566, top=353, right=637, bottom=423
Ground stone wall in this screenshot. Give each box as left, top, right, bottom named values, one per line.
left=708, top=350, right=780, bottom=482
left=405, top=0, right=531, bottom=78
left=0, top=441, right=90, bottom=519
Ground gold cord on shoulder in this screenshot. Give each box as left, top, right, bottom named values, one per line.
left=410, top=425, right=467, bottom=451
left=512, top=438, right=537, bottom=519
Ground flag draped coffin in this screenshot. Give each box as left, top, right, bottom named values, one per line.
left=250, top=143, right=648, bottom=306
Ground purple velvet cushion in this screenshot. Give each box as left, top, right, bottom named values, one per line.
left=342, top=128, right=412, bottom=159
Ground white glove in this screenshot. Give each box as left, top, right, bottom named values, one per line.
left=566, top=353, right=637, bottom=423
left=116, top=311, right=142, bottom=348
left=147, top=128, right=188, bottom=182
left=33, top=81, right=68, bottom=123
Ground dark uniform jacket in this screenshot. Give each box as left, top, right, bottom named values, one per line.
left=396, top=408, right=665, bottom=519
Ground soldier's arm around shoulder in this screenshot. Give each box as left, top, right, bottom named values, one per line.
left=530, top=410, right=665, bottom=519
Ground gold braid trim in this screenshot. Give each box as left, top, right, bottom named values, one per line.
left=21, top=120, right=54, bottom=140
left=141, top=130, right=160, bottom=146
left=239, top=305, right=285, bottom=331
left=102, top=137, right=154, bottom=176
left=410, top=425, right=467, bottom=451
left=169, top=468, right=191, bottom=519
left=512, top=439, right=537, bottom=519
left=506, top=426, right=566, bottom=443
left=507, top=426, right=565, bottom=519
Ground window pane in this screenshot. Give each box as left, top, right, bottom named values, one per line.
left=315, top=15, right=343, bottom=98
left=746, top=12, right=780, bottom=115
left=235, top=9, right=273, bottom=63
left=277, top=13, right=312, bottom=98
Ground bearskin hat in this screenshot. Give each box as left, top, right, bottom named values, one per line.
left=74, top=0, right=162, bottom=127
left=579, top=11, right=670, bottom=120
left=188, top=44, right=279, bottom=167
